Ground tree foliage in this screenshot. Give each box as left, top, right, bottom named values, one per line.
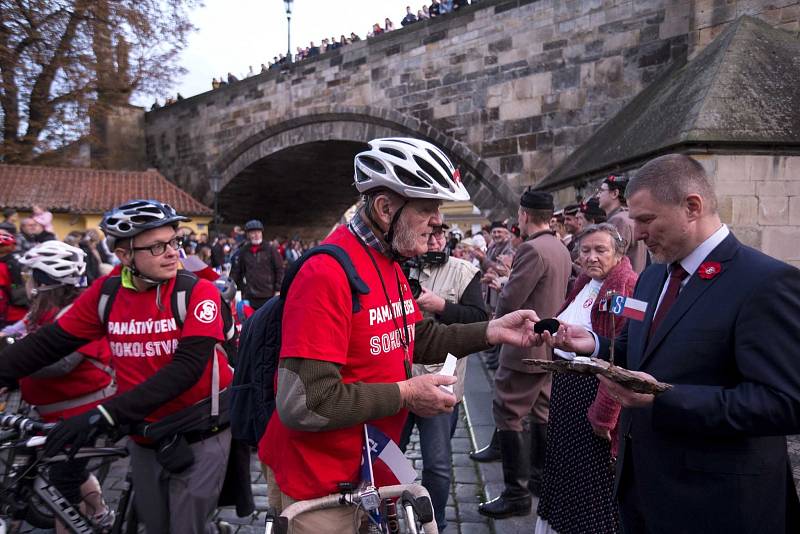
left=0, top=0, right=199, bottom=162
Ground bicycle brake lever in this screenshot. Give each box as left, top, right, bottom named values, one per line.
left=401, top=490, right=434, bottom=524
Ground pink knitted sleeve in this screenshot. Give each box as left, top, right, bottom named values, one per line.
left=588, top=381, right=622, bottom=456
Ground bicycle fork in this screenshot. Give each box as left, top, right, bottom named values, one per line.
left=32, top=477, right=95, bottom=534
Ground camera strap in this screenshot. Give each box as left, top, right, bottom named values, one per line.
left=354, top=234, right=413, bottom=379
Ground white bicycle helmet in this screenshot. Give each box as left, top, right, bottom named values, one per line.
left=354, top=138, right=470, bottom=202
left=20, top=241, right=86, bottom=286
left=101, top=200, right=190, bottom=247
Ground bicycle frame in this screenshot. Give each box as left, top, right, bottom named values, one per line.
left=267, top=483, right=437, bottom=534
left=0, top=414, right=130, bottom=534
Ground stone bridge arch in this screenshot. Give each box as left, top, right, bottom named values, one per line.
left=211, top=106, right=517, bottom=235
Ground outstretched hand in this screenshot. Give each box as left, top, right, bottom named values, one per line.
left=536, top=323, right=597, bottom=354
left=398, top=374, right=457, bottom=417
left=486, top=310, right=540, bottom=347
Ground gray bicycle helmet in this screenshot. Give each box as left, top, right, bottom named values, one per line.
left=354, top=138, right=470, bottom=202
left=101, top=200, right=190, bottom=248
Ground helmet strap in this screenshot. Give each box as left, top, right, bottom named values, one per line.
left=364, top=196, right=412, bottom=262
left=385, top=201, right=412, bottom=262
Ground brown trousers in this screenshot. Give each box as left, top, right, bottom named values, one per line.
left=263, top=464, right=368, bottom=534
left=492, top=366, right=551, bottom=431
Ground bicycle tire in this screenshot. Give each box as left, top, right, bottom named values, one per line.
left=23, top=491, right=55, bottom=529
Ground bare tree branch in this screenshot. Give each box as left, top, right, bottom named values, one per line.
left=0, top=0, right=199, bottom=162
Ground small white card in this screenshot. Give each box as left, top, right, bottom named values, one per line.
left=439, top=353, right=458, bottom=394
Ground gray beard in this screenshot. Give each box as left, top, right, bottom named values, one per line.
left=391, top=216, right=420, bottom=256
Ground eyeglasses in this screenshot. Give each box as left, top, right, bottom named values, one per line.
left=132, top=237, right=183, bottom=256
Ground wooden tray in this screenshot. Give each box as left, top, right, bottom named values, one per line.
left=522, top=357, right=672, bottom=394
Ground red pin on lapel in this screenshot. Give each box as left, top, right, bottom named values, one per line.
left=697, top=261, right=722, bottom=280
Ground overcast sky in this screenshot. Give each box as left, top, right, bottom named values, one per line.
left=155, top=0, right=426, bottom=103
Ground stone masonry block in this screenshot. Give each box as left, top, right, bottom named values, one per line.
left=695, top=0, right=737, bottom=29
left=717, top=197, right=733, bottom=225
left=731, top=196, right=758, bottom=226
left=717, top=181, right=755, bottom=197
left=758, top=196, right=789, bottom=226
left=761, top=227, right=800, bottom=261
left=499, top=98, right=542, bottom=121
left=716, top=155, right=750, bottom=182
left=552, top=65, right=581, bottom=90
left=757, top=181, right=794, bottom=197
left=660, top=1, right=691, bottom=39
left=746, top=155, right=777, bottom=181
left=790, top=197, right=800, bottom=226
left=604, top=31, right=640, bottom=54
left=784, top=156, right=800, bottom=182
left=433, top=102, right=458, bottom=119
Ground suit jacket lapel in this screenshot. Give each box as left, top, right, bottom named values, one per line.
left=640, top=234, right=740, bottom=367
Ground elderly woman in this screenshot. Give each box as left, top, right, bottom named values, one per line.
left=535, top=223, right=638, bottom=534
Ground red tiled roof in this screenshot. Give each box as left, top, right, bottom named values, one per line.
left=0, top=165, right=212, bottom=216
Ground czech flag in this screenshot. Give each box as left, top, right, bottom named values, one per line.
left=610, top=294, right=648, bottom=321
left=360, top=424, right=417, bottom=486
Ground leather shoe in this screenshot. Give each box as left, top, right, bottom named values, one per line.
left=478, top=493, right=531, bottom=519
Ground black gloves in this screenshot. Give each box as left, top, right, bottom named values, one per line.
left=43, top=408, right=112, bottom=458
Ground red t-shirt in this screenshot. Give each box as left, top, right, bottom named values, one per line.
left=20, top=308, right=115, bottom=422
left=57, top=274, right=233, bottom=422
left=0, top=261, right=26, bottom=323
left=259, top=226, right=422, bottom=500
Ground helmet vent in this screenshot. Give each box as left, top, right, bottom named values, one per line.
left=426, top=149, right=451, bottom=177
left=355, top=168, right=370, bottom=183
left=414, top=156, right=450, bottom=189
left=396, top=166, right=429, bottom=188
left=359, top=156, right=386, bottom=174
left=379, top=147, right=407, bottom=160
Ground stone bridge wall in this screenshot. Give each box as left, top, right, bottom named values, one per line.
left=144, top=0, right=799, bottom=221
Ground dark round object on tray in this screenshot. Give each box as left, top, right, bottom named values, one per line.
left=534, top=318, right=561, bottom=335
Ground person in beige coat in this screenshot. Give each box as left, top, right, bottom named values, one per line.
left=478, top=190, right=572, bottom=519
left=597, top=174, right=648, bottom=274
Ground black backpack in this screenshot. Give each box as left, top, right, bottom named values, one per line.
left=97, top=270, right=237, bottom=348
left=229, top=244, right=370, bottom=448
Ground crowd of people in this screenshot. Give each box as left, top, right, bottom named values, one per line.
left=0, top=135, right=798, bottom=534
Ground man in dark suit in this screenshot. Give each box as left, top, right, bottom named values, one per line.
left=479, top=190, right=571, bottom=519
left=547, top=154, right=800, bottom=532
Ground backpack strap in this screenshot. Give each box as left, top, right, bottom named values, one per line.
left=97, top=276, right=123, bottom=326
left=280, top=244, right=370, bottom=312
left=171, top=270, right=199, bottom=329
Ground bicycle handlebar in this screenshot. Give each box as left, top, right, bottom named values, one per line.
left=278, top=483, right=437, bottom=533
left=0, top=413, right=56, bottom=434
